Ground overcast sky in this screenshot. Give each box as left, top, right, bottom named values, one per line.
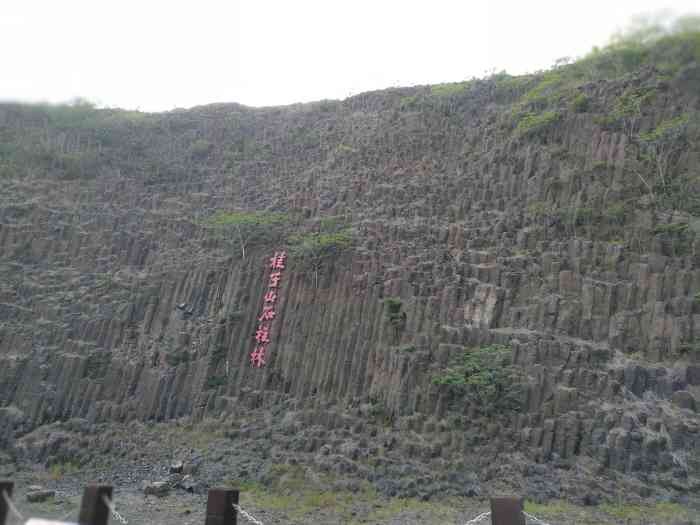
left=1, top=1, right=698, bottom=111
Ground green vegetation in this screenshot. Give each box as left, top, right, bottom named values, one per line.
left=432, top=344, right=523, bottom=410
left=679, top=340, right=700, bottom=355
left=653, top=222, right=689, bottom=236
left=570, top=93, right=590, bottom=113
left=523, top=499, right=692, bottom=524
left=595, top=87, right=657, bottom=136
left=50, top=461, right=80, bottom=480
left=653, top=221, right=694, bottom=256
left=430, top=81, right=471, bottom=97
left=491, top=73, right=536, bottom=103
left=640, top=114, right=689, bottom=143
left=228, top=463, right=463, bottom=524
left=399, top=95, right=419, bottom=110
left=335, top=143, right=357, bottom=155
left=519, top=71, right=564, bottom=109
left=633, top=113, right=699, bottom=215
left=599, top=501, right=693, bottom=522
left=568, top=15, right=700, bottom=81
left=383, top=297, right=407, bottom=342
left=208, top=210, right=287, bottom=227
left=189, top=139, right=212, bottom=158
left=602, top=202, right=628, bottom=226
left=556, top=206, right=595, bottom=228
left=515, top=111, right=561, bottom=138
left=524, top=500, right=584, bottom=521
left=527, top=201, right=553, bottom=218
left=288, top=218, right=353, bottom=288
left=85, top=351, right=111, bottom=380
left=205, top=210, right=288, bottom=259
left=288, top=230, right=352, bottom=257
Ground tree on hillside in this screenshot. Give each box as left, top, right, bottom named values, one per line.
left=288, top=216, right=353, bottom=288
left=206, top=210, right=288, bottom=259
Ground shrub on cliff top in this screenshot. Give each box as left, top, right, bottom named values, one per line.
left=430, top=81, right=471, bottom=98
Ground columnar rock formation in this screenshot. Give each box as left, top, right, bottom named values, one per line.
left=1, top=56, right=699, bottom=496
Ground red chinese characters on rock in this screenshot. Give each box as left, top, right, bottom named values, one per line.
left=250, top=251, right=287, bottom=368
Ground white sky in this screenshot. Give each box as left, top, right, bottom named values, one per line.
left=1, top=1, right=698, bottom=111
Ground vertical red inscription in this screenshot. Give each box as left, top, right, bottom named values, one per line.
left=250, top=250, right=287, bottom=368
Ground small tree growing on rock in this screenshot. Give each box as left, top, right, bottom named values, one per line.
left=205, top=210, right=288, bottom=259
left=288, top=227, right=353, bottom=289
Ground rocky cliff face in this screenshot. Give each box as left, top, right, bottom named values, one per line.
left=1, top=42, right=700, bottom=502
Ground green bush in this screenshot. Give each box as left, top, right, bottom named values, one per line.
left=653, top=222, right=694, bottom=256
left=430, top=81, right=471, bottom=97
left=384, top=297, right=404, bottom=325
left=571, top=93, right=590, bottom=113
left=432, top=344, right=523, bottom=410
left=515, top=111, right=561, bottom=138
left=399, top=95, right=419, bottom=110
left=288, top=228, right=353, bottom=287
left=568, top=17, right=700, bottom=81
left=190, top=139, right=212, bottom=158
left=205, top=210, right=289, bottom=258
left=603, top=203, right=627, bottom=225
left=653, top=222, right=689, bottom=236
left=638, top=114, right=689, bottom=144
left=288, top=229, right=353, bottom=255
left=519, top=71, right=563, bottom=107
left=527, top=201, right=553, bottom=218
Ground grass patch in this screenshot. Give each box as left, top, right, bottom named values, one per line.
left=524, top=500, right=600, bottom=524
left=430, top=81, right=471, bottom=97
left=236, top=468, right=464, bottom=525
left=600, top=501, right=693, bottom=523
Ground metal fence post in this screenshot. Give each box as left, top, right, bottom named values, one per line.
left=77, top=484, right=113, bottom=525
left=490, top=496, right=525, bottom=525
left=205, top=488, right=239, bottom=525
left=0, top=481, right=14, bottom=525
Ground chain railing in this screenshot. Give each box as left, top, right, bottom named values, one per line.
left=102, top=495, right=129, bottom=525
left=463, top=508, right=554, bottom=525
left=2, top=480, right=560, bottom=525
left=1, top=490, right=24, bottom=523
left=464, top=510, right=491, bottom=524
left=524, top=511, right=553, bottom=525
left=233, top=503, right=265, bottom=525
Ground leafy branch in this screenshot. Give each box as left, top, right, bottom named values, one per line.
left=205, top=210, right=288, bottom=259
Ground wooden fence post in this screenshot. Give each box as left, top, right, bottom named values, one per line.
left=0, top=481, right=14, bottom=525
left=204, top=488, right=239, bottom=525
left=77, top=484, right=113, bottom=525
left=490, top=496, right=525, bottom=525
